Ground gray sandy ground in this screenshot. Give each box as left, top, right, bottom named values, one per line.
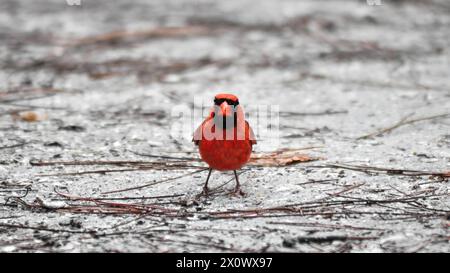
left=0, top=0, right=449, bottom=252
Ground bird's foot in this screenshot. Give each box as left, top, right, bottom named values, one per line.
left=200, top=186, right=210, bottom=196
left=229, top=187, right=246, bottom=197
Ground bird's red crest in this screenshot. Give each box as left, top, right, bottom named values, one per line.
left=214, top=93, right=239, bottom=102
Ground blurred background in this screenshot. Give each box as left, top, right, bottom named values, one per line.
left=1, top=0, right=449, bottom=153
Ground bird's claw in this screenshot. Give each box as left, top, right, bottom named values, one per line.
left=200, top=186, right=210, bottom=196
left=229, top=187, right=246, bottom=197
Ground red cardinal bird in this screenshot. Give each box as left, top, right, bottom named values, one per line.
left=193, top=94, right=256, bottom=196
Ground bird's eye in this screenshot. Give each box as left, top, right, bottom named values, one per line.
left=215, top=98, right=239, bottom=106
left=226, top=99, right=239, bottom=106
left=214, top=98, right=225, bottom=105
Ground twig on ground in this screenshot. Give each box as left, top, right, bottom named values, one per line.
left=30, top=159, right=195, bottom=167
left=129, top=150, right=201, bottom=161
left=357, top=113, right=450, bottom=139
left=326, top=183, right=366, bottom=197
left=279, top=110, right=348, bottom=117
left=266, top=221, right=387, bottom=231
left=297, top=179, right=338, bottom=186
left=295, top=235, right=379, bottom=244
left=311, top=163, right=450, bottom=178
left=66, top=26, right=210, bottom=47
left=101, top=168, right=208, bottom=195
left=0, top=141, right=28, bottom=150
left=51, top=193, right=185, bottom=202
left=0, top=223, right=96, bottom=234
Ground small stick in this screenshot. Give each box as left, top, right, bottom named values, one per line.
left=311, top=163, right=450, bottom=178
left=266, top=221, right=386, bottom=231
left=29, top=159, right=194, bottom=166
left=295, top=235, right=379, bottom=244
left=0, top=142, right=27, bottom=150
left=101, top=168, right=208, bottom=195
left=279, top=110, right=348, bottom=117
left=357, top=113, right=450, bottom=139
left=150, top=236, right=236, bottom=251
left=0, top=93, right=57, bottom=104
left=297, top=179, right=338, bottom=186
left=51, top=193, right=184, bottom=202
left=37, top=168, right=152, bottom=177
left=2, top=102, right=68, bottom=110
left=67, top=26, right=209, bottom=46
left=0, top=223, right=97, bottom=234
left=326, top=182, right=365, bottom=197
left=129, top=150, right=201, bottom=161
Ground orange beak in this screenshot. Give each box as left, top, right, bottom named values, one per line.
left=219, top=101, right=233, bottom=117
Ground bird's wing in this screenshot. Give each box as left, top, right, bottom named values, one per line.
left=192, top=124, right=202, bottom=145
left=246, top=121, right=257, bottom=145
left=192, top=117, right=212, bottom=145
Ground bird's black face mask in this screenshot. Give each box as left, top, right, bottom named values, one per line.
left=213, top=105, right=238, bottom=130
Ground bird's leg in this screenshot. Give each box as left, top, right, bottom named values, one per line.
left=232, top=170, right=245, bottom=196
left=201, top=168, right=213, bottom=195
